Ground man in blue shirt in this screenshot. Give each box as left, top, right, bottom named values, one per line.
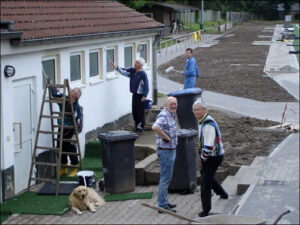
left=182, top=48, right=199, bottom=89
left=110, top=58, right=149, bottom=132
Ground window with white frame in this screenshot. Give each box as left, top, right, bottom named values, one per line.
left=42, top=57, right=57, bottom=88
left=106, top=48, right=115, bottom=73
left=70, top=53, right=81, bottom=81
left=139, top=43, right=147, bottom=63
left=42, top=58, right=56, bottom=83
left=124, top=46, right=133, bottom=68
left=89, top=51, right=99, bottom=77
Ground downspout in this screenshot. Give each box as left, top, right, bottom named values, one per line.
left=152, top=32, right=162, bottom=105
left=0, top=51, right=2, bottom=202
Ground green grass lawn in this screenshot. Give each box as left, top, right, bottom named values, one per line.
left=158, top=38, right=176, bottom=50
left=184, top=20, right=226, bottom=31
left=292, top=24, right=299, bottom=61
left=157, top=92, right=165, bottom=98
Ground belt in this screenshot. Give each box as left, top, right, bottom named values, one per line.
left=158, top=148, right=176, bottom=151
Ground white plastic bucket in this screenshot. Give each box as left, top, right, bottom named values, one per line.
left=77, top=170, right=95, bottom=187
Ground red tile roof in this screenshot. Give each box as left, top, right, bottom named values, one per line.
left=0, top=0, right=164, bottom=42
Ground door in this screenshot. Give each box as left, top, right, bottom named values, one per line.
left=13, top=78, right=35, bottom=193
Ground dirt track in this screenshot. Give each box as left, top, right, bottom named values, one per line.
left=136, top=108, right=288, bottom=169
left=158, top=21, right=296, bottom=102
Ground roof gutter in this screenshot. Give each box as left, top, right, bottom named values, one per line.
left=1, top=31, right=23, bottom=40
left=12, top=27, right=166, bottom=47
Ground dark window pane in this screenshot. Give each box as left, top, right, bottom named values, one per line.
left=89, top=52, right=99, bottom=77
left=42, top=59, right=55, bottom=84
left=140, top=44, right=147, bottom=63
left=70, top=55, right=81, bottom=81
left=124, top=46, right=132, bottom=68
left=106, top=49, right=114, bottom=73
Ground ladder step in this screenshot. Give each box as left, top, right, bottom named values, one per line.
left=61, top=152, right=80, bottom=156
left=44, top=99, right=71, bottom=103
left=39, top=130, right=60, bottom=135
left=31, top=177, right=57, bottom=183
left=54, top=138, right=77, bottom=143
left=33, top=162, right=80, bottom=169
left=41, top=115, right=61, bottom=119
left=63, top=164, right=81, bottom=168
left=52, top=111, right=72, bottom=115
left=53, top=125, right=74, bottom=129
left=36, top=146, right=60, bottom=151
left=34, top=161, right=58, bottom=167
left=46, top=84, right=65, bottom=88
left=50, top=97, right=71, bottom=102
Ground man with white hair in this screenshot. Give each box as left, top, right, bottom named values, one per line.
left=192, top=100, right=228, bottom=217
left=152, top=97, right=178, bottom=213
left=110, top=58, right=149, bottom=132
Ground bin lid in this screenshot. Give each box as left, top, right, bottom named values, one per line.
left=168, top=88, right=202, bottom=97
left=97, top=130, right=139, bottom=142
left=178, top=129, right=198, bottom=138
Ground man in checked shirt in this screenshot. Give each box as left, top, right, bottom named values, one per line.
left=193, top=100, right=228, bottom=218
left=152, top=97, right=178, bottom=213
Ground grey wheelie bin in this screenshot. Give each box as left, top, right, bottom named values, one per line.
left=168, top=88, right=202, bottom=130
left=168, top=129, right=198, bottom=194
left=97, top=131, right=138, bottom=194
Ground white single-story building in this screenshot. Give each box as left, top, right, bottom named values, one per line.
left=0, top=0, right=164, bottom=200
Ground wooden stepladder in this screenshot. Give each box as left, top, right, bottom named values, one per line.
left=28, top=79, right=83, bottom=195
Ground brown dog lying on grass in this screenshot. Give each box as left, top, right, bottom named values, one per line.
left=69, top=185, right=105, bottom=214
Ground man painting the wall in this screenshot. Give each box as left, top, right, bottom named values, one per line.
left=110, top=58, right=149, bottom=132
left=182, top=48, right=199, bottom=89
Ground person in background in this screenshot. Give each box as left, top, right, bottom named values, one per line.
left=51, top=87, right=83, bottom=177
left=172, top=19, right=177, bottom=35
left=110, top=58, right=149, bottom=132
left=152, top=97, right=178, bottom=213
left=182, top=48, right=199, bottom=89
left=192, top=100, right=228, bottom=217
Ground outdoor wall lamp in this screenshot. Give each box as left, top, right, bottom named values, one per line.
left=4, top=65, right=15, bottom=77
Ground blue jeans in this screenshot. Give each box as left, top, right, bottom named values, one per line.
left=184, top=76, right=195, bottom=89
left=157, top=149, right=176, bottom=208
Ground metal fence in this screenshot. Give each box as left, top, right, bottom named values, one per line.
left=158, top=19, right=242, bottom=58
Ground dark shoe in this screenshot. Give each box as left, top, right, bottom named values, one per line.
left=220, top=193, right=228, bottom=199
left=198, top=211, right=209, bottom=217
left=168, top=203, right=176, bottom=208
left=158, top=206, right=176, bottom=214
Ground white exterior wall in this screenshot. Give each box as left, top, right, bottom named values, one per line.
left=1, top=34, right=154, bottom=174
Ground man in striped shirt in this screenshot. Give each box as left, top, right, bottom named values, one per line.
left=152, top=97, right=178, bottom=213
left=193, top=100, right=228, bottom=217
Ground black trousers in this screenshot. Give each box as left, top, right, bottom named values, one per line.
left=132, top=93, right=145, bottom=129
left=200, top=155, right=226, bottom=213
left=57, top=128, right=78, bottom=165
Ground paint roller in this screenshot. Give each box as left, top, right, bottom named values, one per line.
left=165, top=66, right=183, bottom=74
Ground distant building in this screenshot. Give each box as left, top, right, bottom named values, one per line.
left=138, top=2, right=199, bottom=34
left=276, top=3, right=299, bottom=20
left=0, top=0, right=164, bottom=200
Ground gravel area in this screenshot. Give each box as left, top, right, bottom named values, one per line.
left=158, top=21, right=296, bottom=102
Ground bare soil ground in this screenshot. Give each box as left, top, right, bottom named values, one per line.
left=158, top=21, right=296, bottom=102
left=136, top=108, right=289, bottom=169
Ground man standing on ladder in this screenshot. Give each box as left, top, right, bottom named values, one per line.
left=51, top=87, right=83, bottom=177
left=182, top=48, right=199, bottom=89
